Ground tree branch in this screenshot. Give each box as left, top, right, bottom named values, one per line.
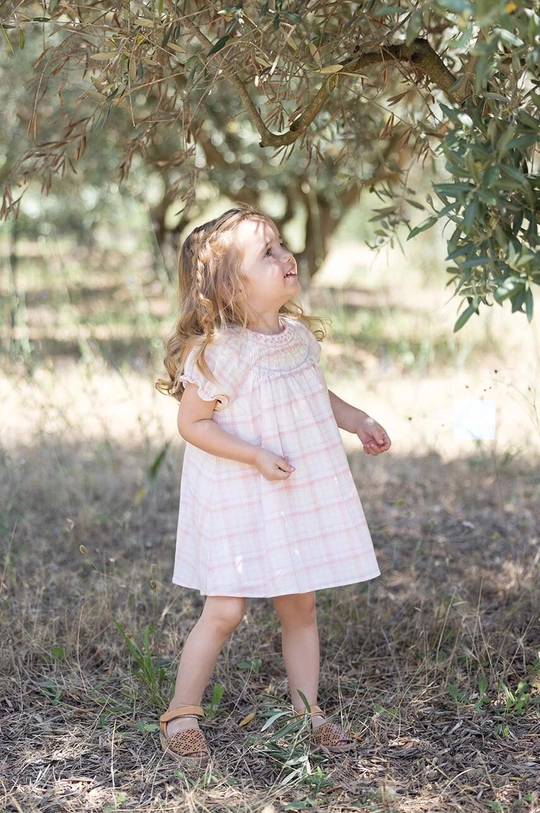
left=181, top=13, right=464, bottom=150
left=382, top=39, right=466, bottom=104
left=260, top=39, right=465, bottom=148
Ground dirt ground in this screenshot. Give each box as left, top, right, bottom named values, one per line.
left=1, top=379, right=539, bottom=812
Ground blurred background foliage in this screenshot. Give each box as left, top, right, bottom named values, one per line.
left=0, top=0, right=539, bottom=329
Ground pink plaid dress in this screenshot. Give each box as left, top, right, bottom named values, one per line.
left=173, top=318, right=380, bottom=597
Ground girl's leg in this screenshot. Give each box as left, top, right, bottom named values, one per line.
left=273, top=592, right=355, bottom=751
left=166, top=595, right=246, bottom=736
left=272, top=591, right=325, bottom=728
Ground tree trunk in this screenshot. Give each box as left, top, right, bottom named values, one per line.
left=297, top=189, right=345, bottom=280
left=8, top=218, right=19, bottom=356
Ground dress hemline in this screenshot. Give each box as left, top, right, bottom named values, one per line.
left=171, top=570, right=381, bottom=598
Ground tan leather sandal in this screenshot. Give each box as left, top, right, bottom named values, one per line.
left=296, top=704, right=357, bottom=755
left=159, top=705, right=210, bottom=764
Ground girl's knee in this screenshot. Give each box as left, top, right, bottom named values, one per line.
left=203, top=596, right=246, bottom=637
left=274, top=591, right=317, bottom=623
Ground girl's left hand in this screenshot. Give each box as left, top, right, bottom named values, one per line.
left=356, top=415, right=391, bottom=456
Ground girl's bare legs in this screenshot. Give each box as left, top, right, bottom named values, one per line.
left=273, top=592, right=325, bottom=729
left=166, top=595, right=246, bottom=737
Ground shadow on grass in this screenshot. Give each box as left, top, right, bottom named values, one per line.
left=10, top=335, right=162, bottom=369
left=1, top=437, right=539, bottom=812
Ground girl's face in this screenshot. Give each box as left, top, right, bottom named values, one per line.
left=235, top=217, right=300, bottom=314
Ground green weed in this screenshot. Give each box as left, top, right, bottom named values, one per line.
left=87, top=686, right=135, bottom=726
left=236, top=657, right=262, bottom=674
left=374, top=703, right=399, bottom=719
left=103, top=792, right=128, bottom=812
left=449, top=674, right=539, bottom=723
left=207, top=682, right=225, bottom=717
left=114, top=620, right=173, bottom=710
left=50, top=644, right=66, bottom=662
left=448, top=673, right=492, bottom=712
left=501, top=679, right=536, bottom=717
left=40, top=679, right=63, bottom=705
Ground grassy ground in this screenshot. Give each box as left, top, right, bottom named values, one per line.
left=0, top=224, right=539, bottom=813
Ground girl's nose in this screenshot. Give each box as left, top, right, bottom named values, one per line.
left=282, top=249, right=294, bottom=263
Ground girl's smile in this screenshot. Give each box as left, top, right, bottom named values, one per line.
left=236, top=217, right=300, bottom=323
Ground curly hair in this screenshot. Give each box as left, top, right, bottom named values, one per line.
left=156, top=206, right=326, bottom=400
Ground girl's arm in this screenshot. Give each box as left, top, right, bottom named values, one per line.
left=328, top=390, right=391, bottom=456
left=177, top=382, right=294, bottom=481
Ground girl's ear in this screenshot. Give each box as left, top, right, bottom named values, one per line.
left=231, top=278, right=247, bottom=304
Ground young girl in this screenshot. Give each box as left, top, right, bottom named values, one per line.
left=156, top=206, right=391, bottom=764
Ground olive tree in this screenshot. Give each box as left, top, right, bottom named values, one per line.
left=1, top=0, right=539, bottom=326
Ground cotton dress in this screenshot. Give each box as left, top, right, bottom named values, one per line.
left=173, top=318, right=380, bottom=597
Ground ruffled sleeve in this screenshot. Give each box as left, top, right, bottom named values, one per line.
left=178, top=333, right=248, bottom=411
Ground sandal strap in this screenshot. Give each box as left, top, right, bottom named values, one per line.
left=159, top=705, right=204, bottom=736
left=294, top=704, right=323, bottom=717
left=160, top=705, right=204, bottom=723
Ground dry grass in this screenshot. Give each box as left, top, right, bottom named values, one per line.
left=1, top=231, right=539, bottom=812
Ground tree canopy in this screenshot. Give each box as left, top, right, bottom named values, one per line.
left=1, top=0, right=539, bottom=327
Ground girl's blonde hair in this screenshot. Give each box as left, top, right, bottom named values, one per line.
left=156, top=205, right=326, bottom=401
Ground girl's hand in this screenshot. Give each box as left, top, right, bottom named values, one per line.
left=254, top=448, right=295, bottom=480
left=355, top=415, right=391, bottom=456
